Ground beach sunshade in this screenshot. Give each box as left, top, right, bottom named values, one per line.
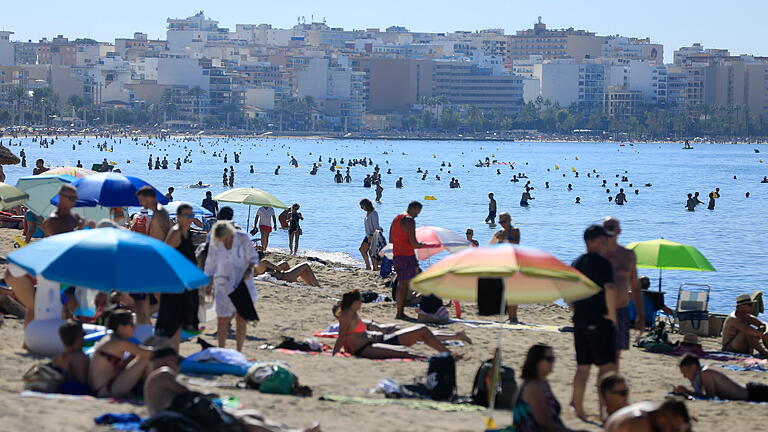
left=410, top=244, right=599, bottom=305
left=380, top=226, right=471, bottom=260
left=0, top=142, right=20, bottom=165
left=626, top=239, right=715, bottom=272
left=0, top=183, right=29, bottom=210
left=213, top=187, right=288, bottom=209
left=6, top=228, right=208, bottom=293
left=15, top=174, right=108, bottom=220
left=50, top=172, right=169, bottom=208
left=42, top=166, right=96, bottom=178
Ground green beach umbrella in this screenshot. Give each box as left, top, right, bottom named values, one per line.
left=0, top=183, right=29, bottom=210
left=213, top=187, right=289, bottom=231
left=626, top=239, right=715, bottom=291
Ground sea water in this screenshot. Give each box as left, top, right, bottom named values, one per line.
left=5, top=137, right=767, bottom=313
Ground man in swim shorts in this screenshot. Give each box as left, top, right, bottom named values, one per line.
left=251, top=206, right=278, bottom=251
left=389, top=201, right=425, bottom=320
left=721, top=294, right=768, bottom=357
left=675, top=354, right=768, bottom=402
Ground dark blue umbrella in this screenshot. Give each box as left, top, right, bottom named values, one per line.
left=7, top=228, right=208, bottom=293
left=50, top=172, right=168, bottom=207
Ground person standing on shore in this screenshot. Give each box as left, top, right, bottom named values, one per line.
left=601, top=217, right=643, bottom=368
left=359, top=198, right=382, bottom=271
left=288, top=203, right=303, bottom=255
left=135, top=186, right=171, bottom=325
left=250, top=206, right=277, bottom=252
left=485, top=193, right=497, bottom=224
left=488, top=212, right=521, bottom=322
left=159, top=203, right=200, bottom=351
left=389, top=201, right=425, bottom=320
left=570, top=224, right=618, bottom=420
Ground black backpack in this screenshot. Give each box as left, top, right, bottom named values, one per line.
left=427, top=353, right=456, bottom=401
left=168, top=392, right=240, bottom=432
left=471, top=359, right=517, bottom=408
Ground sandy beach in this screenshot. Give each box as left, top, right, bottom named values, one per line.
left=0, top=226, right=764, bottom=431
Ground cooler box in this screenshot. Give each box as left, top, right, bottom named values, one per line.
left=678, top=310, right=709, bottom=337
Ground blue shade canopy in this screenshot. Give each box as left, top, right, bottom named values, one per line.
left=50, top=173, right=168, bottom=208
left=155, top=201, right=213, bottom=217
left=7, top=228, right=209, bottom=293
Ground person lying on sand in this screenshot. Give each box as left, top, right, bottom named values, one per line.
left=145, top=347, right=320, bottom=432
left=603, top=400, right=691, bottom=432
left=332, top=290, right=470, bottom=359
left=89, top=309, right=153, bottom=398
left=721, top=294, right=768, bottom=357
left=674, top=353, right=768, bottom=402
left=254, top=258, right=320, bottom=287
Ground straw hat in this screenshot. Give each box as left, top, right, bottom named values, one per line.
left=682, top=333, right=699, bottom=345
left=736, top=294, right=754, bottom=306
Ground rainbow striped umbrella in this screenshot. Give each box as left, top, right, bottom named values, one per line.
left=42, top=166, right=96, bottom=178
left=410, top=244, right=599, bottom=305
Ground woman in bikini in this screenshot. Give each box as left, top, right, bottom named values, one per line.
left=89, top=309, right=153, bottom=398
left=331, top=290, right=471, bottom=359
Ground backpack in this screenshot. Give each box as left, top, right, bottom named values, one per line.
left=471, top=358, right=517, bottom=408
left=244, top=363, right=298, bottom=395
left=426, top=353, right=456, bottom=401
left=23, top=362, right=65, bottom=393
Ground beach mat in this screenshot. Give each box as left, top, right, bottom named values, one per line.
left=458, top=320, right=561, bottom=333
left=319, top=394, right=485, bottom=412
left=720, top=358, right=768, bottom=373
left=20, top=390, right=143, bottom=405
left=273, top=348, right=421, bottom=362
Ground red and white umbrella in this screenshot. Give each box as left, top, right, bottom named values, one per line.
left=380, top=225, right=471, bottom=261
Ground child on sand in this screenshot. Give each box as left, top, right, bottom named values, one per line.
left=52, top=319, right=90, bottom=394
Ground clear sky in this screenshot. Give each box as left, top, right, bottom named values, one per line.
left=2, top=0, right=766, bottom=64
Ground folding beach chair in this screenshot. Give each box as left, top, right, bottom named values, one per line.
left=674, top=283, right=711, bottom=335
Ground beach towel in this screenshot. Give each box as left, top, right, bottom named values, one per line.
left=719, top=358, right=768, bottom=373
left=459, top=320, right=561, bottom=333
left=319, top=394, right=485, bottom=412
left=20, top=390, right=143, bottom=405
left=272, top=347, right=421, bottom=362
left=186, top=348, right=250, bottom=368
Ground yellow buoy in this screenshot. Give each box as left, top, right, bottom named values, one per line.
left=571, top=167, right=577, bottom=172
left=424, top=195, right=437, bottom=201
left=554, top=164, right=560, bottom=170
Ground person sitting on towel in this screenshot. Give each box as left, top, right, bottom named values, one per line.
left=331, top=290, right=470, bottom=359
left=674, top=354, right=768, bottom=402
left=721, top=294, right=768, bottom=357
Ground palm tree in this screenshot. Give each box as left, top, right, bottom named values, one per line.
left=188, top=86, right=207, bottom=125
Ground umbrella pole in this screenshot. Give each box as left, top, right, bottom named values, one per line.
left=247, top=206, right=251, bottom=233
left=484, top=293, right=508, bottom=430
left=658, top=268, right=662, bottom=292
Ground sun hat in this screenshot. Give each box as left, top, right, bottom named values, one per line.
left=736, top=294, right=754, bottom=306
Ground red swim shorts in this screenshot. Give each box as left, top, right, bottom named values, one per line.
left=259, top=225, right=272, bottom=234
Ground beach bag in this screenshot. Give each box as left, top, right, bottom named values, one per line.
left=426, top=353, right=456, bottom=401
left=471, top=359, right=517, bottom=408
left=168, top=392, right=240, bottom=432
left=419, top=294, right=443, bottom=314
left=245, top=364, right=297, bottom=395
left=229, top=280, right=259, bottom=321
left=22, top=363, right=65, bottom=393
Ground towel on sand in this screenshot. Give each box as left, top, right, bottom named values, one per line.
left=459, top=320, right=561, bottom=333
left=319, top=394, right=485, bottom=412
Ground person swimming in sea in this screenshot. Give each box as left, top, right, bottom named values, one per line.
left=520, top=187, right=534, bottom=207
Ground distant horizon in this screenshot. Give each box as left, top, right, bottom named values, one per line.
left=1, top=0, right=766, bottom=64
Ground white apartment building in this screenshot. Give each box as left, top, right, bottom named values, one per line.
left=166, top=12, right=230, bottom=53
left=602, top=36, right=663, bottom=64
left=0, top=31, right=14, bottom=66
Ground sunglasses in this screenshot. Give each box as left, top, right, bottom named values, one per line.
left=180, top=213, right=194, bottom=219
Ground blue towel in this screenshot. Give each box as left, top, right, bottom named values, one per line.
left=94, top=413, right=142, bottom=425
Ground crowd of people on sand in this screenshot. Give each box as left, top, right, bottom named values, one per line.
left=1, top=136, right=767, bottom=431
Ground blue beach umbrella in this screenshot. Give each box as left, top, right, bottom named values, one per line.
left=50, top=172, right=169, bottom=208
left=160, top=201, right=213, bottom=217
left=7, top=228, right=208, bottom=293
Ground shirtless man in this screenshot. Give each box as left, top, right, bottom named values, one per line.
left=489, top=212, right=521, bottom=322
left=604, top=400, right=691, bottom=432
left=614, top=189, right=627, bottom=205
left=43, top=184, right=90, bottom=236
left=145, top=347, right=321, bottom=431
left=721, top=294, right=768, bottom=357
left=674, top=354, right=768, bottom=402
left=32, top=158, right=48, bottom=175
left=134, top=186, right=171, bottom=325
left=485, top=193, right=497, bottom=224
left=602, top=217, right=643, bottom=367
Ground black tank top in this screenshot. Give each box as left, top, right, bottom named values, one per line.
left=177, top=231, right=196, bottom=263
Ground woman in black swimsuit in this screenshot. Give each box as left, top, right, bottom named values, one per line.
left=157, top=203, right=200, bottom=350
left=287, top=203, right=303, bottom=255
